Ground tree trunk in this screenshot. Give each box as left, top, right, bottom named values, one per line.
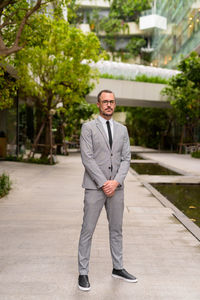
left=179, top=124, right=185, bottom=153
left=29, top=120, right=46, bottom=158
left=49, top=115, right=53, bottom=164
left=61, top=123, right=68, bottom=155
left=40, top=116, right=51, bottom=159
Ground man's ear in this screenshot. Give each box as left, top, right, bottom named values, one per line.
left=97, top=102, right=100, bottom=108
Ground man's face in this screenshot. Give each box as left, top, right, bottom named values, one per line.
left=97, top=92, right=116, bottom=119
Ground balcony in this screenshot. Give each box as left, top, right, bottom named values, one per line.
left=97, top=22, right=143, bottom=36
left=77, top=21, right=144, bottom=36
left=139, top=14, right=167, bottom=31
left=77, top=0, right=110, bottom=8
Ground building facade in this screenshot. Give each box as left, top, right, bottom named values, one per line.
left=76, top=0, right=149, bottom=63
left=151, top=0, right=200, bottom=68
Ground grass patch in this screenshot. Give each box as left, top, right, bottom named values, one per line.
left=0, top=173, right=11, bottom=198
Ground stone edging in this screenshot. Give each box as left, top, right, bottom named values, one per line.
left=129, top=167, right=200, bottom=242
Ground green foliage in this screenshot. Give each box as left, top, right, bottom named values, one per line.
left=100, top=73, right=168, bottom=84
left=6, top=155, right=53, bottom=164
left=191, top=151, right=200, bottom=159
left=116, top=106, right=174, bottom=150
left=162, top=52, right=200, bottom=143
left=14, top=16, right=102, bottom=157
left=99, top=0, right=151, bottom=58
left=135, top=74, right=168, bottom=84
left=162, top=52, right=200, bottom=124
left=125, top=37, right=146, bottom=58
left=0, top=66, right=17, bottom=110
left=100, top=18, right=122, bottom=53
left=0, top=0, right=65, bottom=56
left=17, top=18, right=101, bottom=107
left=100, top=73, right=129, bottom=80
left=0, top=1, right=71, bottom=109
left=54, top=101, right=98, bottom=140
left=0, top=173, right=11, bottom=198
left=110, top=0, right=152, bottom=22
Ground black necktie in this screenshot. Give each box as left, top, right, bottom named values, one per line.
left=106, top=120, right=112, bottom=149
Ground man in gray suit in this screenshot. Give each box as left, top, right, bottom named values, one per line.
left=78, top=90, right=137, bottom=291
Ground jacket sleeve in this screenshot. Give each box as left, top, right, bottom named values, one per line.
left=114, top=126, right=131, bottom=185
left=80, top=123, right=107, bottom=189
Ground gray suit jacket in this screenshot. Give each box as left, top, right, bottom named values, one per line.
left=80, top=116, right=131, bottom=190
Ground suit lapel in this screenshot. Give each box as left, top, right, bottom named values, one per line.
left=95, top=118, right=110, bottom=150
left=112, top=120, right=119, bottom=151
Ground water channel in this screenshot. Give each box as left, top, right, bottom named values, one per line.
left=130, top=162, right=180, bottom=175
left=152, top=183, right=200, bottom=227
left=131, top=154, right=200, bottom=227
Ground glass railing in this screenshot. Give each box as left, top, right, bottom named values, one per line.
left=140, top=9, right=154, bottom=17
left=151, top=1, right=200, bottom=67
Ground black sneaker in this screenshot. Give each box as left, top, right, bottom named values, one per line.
left=112, top=268, right=138, bottom=283
left=78, top=275, right=91, bottom=291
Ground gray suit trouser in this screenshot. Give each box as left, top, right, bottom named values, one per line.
left=78, top=188, right=124, bottom=275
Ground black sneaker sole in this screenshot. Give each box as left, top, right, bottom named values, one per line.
left=112, top=274, right=138, bottom=283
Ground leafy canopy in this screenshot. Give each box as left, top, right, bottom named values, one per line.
left=0, top=0, right=70, bottom=56
left=16, top=17, right=101, bottom=112
left=0, top=0, right=71, bottom=110
left=162, top=52, right=200, bottom=125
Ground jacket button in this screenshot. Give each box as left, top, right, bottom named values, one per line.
left=111, top=154, right=113, bottom=156
left=108, top=167, right=111, bottom=169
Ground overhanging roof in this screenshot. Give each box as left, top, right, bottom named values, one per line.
left=86, top=78, right=171, bottom=108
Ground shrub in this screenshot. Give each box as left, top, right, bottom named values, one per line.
left=0, top=173, right=11, bottom=198
left=191, top=151, right=200, bottom=159
left=5, top=155, right=55, bottom=165
left=100, top=73, right=168, bottom=84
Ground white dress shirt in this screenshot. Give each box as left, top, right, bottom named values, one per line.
left=98, top=115, right=114, bottom=140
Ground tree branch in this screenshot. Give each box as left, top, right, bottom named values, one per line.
left=13, top=0, right=43, bottom=48
left=0, top=1, right=16, bottom=11
left=0, top=35, right=6, bottom=51
left=0, top=10, right=17, bottom=29
left=0, top=0, right=50, bottom=56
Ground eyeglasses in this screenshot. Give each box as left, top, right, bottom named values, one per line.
left=101, top=100, right=115, bottom=105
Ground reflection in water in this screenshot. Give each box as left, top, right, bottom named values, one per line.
left=152, top=184, right=200, bottom=227
left=131, top=153, right=144, bottom=160
left=130, top=163, right=180, bottom=175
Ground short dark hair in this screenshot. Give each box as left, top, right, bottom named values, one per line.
left=97, top=89, right=115, bottom=102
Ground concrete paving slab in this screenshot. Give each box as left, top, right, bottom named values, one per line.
left=0, top=154, right=200, bottom=299
left=138, top=175, right=200, bottom=184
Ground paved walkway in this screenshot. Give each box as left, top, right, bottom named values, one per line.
left=0, top=153, right=200, bottom=300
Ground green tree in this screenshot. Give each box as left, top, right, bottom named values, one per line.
left=53, top=101, right=98, bottom=153
left=0, top=66, right=18, bottom=110
left=121, top=106, right=173, bottom=150
left=162, top=52, right=200, bottom=146
left=16, top=17, right=102, bottom=160
left=0, top=0, right=70, bottom=110
left=0, top=0, right=71, bottom=56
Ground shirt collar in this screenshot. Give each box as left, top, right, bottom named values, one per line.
left=98, top=115, right=113, bottom=125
